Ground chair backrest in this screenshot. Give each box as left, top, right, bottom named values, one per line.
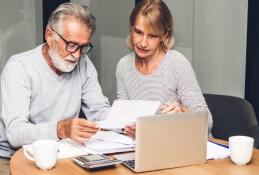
left=204, top=94, right=259, bottom=148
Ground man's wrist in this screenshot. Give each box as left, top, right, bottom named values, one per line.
left=57, top=120, right=66, bottom=139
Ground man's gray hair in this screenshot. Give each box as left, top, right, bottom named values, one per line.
left=47, top=2, right=96, bottom=34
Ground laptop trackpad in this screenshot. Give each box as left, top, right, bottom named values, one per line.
left=114, top=152, right=135, bottom=161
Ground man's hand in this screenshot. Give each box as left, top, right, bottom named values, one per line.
left=160, top=102, right=190, bottom=114
left=124, top=124, right=136, bottom=139
left=57, top=118, right=99, bottom=143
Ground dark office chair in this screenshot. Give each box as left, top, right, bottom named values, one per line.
left=204, top=94, right=259, bottom=148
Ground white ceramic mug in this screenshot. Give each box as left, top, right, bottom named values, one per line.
left=229, top=136, right=254, bottom=165
left=24, top=139, right=58, bottom=170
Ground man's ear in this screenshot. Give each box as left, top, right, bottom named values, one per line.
left=45, top=27, right=54, bottom=46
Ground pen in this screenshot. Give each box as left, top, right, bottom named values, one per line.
left=208, top=140, right=229, bottom=148
left=100, top=128, right=125, bottom=134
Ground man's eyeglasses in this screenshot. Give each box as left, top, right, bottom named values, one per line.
left=51, top=28, right=93, bottom=54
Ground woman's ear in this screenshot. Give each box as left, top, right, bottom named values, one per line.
left=130, top=26, right=134, bottom=32
left=161, top=32, right=168, bottom=41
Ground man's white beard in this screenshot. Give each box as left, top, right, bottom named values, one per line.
left=48, top=46, right=79, bottom=73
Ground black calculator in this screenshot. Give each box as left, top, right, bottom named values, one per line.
left=72, top=154, right=121, bottom=170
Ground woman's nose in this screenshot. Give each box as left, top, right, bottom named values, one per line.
left=140, top=35, right=148, bottom=47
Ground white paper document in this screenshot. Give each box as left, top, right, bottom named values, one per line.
left=86, top=139, right=135, bottom=154
left=98, top=100, right=161, bottom=129
left=92, top=131, right=135, bottom=145
left=86, top=131, right=135, bottom=154
left=207, top=141, right=229, bottom=160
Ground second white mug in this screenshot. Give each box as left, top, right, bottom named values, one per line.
left=229, top=136, right=254, bottom=165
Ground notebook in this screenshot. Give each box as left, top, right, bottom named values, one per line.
left=118, top=111, right=208, bottom=173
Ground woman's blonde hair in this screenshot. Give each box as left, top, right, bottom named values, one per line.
left=127, top=0, right=175, bottom=52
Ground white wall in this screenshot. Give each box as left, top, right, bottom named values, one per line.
left=0, top=0, right=42, bottom=72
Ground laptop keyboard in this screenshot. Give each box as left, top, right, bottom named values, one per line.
left=123, top=160, right=135, bottom=169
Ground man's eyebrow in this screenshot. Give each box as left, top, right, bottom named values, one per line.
left=67, top=40, right=89, bottom=46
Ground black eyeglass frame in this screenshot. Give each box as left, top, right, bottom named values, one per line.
left=51, top=28, right=93, bottom=54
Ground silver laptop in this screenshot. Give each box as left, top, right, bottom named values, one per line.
left=121, top=111, right=208, bottom=173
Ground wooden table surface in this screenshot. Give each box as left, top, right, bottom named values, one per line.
left=10, top=139, right=259, bottom=175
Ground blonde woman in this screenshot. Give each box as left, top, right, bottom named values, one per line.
left=116, top=0, right=213, bottom=137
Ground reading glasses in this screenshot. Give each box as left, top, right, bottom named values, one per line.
left=51, top=28, right=93, bottom=54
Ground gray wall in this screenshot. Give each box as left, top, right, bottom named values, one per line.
left=164, top=0, right=247, bottom=98
left=0, top=0, right=42, bottom=72
left=192, top=0, right=248, bottom=98
left=0, top=0, right=42, bottom=112
left=97, top=0, right=133, bottom=103
left=0, top=0, right=248, bottom=103
left=72, top=0, right=133, bottom=103
left=72, top=0, right=249, bottom=102
left=164, top=0, right=194, bottom=62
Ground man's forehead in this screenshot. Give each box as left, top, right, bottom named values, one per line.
left=62, top=18, right=90, bottom=33
left=61, top=18, right=92, bottom=43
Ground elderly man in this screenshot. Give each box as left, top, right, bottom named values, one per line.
left=0, top=3, right=110, bottom=167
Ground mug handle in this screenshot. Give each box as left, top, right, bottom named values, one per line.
left=23, top=148, right=35, bottom=161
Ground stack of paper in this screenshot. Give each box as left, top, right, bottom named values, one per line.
left=23, top=131, right=135, bottom=159
left=91, top=130, right=135, bottom=145
left=86, top=131, right=135, bottom=154
left=207, top=141, right=229, bottom=160
left=60, top=131, right=135, bottom=156
left=98, top=100, right=161, bottom=129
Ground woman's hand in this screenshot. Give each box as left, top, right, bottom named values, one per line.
left=160, top=102, right=190, bottom=114
left=123, top=102, right=190, bottom=138
left=124, top=124, right=136, bottom=139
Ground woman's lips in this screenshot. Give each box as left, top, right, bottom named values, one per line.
left=136, top=46, right=148, bottom=53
